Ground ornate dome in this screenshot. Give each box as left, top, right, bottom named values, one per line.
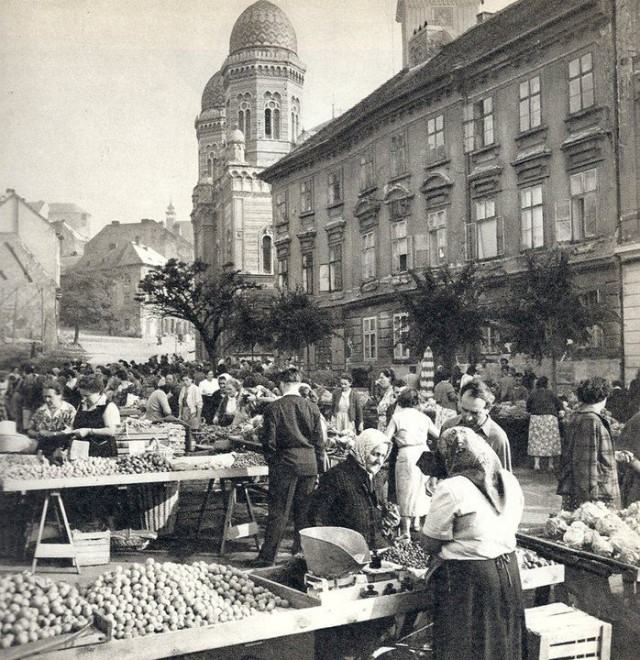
left=201, top=71, right=225, bottom=111
left=229, top=1, right=297, bottom=55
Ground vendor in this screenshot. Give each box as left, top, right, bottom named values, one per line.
left=198, top=369, right=219, bottom=425
left=213, top=377, right=242, bottom=427
left=178, top=373, right=203, bottom=430
left=308, top=429, right=391, bottom=549
left=419, top=426, right=527, bottom=660
left=144, top=376, right=182, bottom=424
left=28, top=380, right=77, bottom=455
left=71, top=374, right=120, bottom=457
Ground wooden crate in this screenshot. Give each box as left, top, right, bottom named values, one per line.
left=525, top=603, right=612, bottom=659
left=71, top=530, right=111, bottom=567
left=520, top=563, right=565, bottom=591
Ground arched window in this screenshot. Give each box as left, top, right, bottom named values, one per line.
left=207, top=157, right=213, bottom=176
left=238, top=109, right=244, bottom=133
left=238, top=99, right=251, bottom=138
left=262, top=235, right=272, bottom=273
left=273, top=109, right=280, bottom=139
left=264, top=108, right=272, bottom=138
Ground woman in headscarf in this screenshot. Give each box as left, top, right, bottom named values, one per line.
left=308, top=429, right=391, bottom=549
left=419, top=426, right=526, bottom=660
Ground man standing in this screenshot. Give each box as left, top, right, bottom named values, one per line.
left=257, top=367, right=324, bottom=566
left=441, top=378, right=512, bottom=470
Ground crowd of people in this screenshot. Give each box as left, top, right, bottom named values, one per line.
left=4, top=353, right=640, bottom=659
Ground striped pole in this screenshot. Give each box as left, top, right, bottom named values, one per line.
left=420, top=347, right=435, bottom=396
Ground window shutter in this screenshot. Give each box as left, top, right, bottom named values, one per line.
left=406, top=235, right=414, bottom=270
left=391, top=240, right=399, bottom=273
left=465, top=223, right=477, bottom=261
left=496, top=216, right=505, bottom=256
left=413, top=233, right=429, bottom=268
left=584, top=194, right=597, bottom=237
left=555, top=199, right=572, bottom=242
left=319, top=264, right=330, bottom=292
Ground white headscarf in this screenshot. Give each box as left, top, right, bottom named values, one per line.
left=350, top=428, right=391, bottom=472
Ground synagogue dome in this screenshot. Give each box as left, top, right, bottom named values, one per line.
left=229, top=1, right=297, bottom=55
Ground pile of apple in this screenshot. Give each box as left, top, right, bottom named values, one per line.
left=82, top=559, right=289, bottom=640
left=0, top=572, right=92, bottom=648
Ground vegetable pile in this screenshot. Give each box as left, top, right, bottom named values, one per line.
left=232, top=451, right=266, bottom=468
left=0, top=572, right=92, bottom=649
left=544, top=501, right=640, bottom=565
left=384, top=540, right=430, bottom=570
left=82, top=559, right=288, bottom=639
left=116, top=454, right=172, bottom=474
left=516, top=548, right=556, bottom=570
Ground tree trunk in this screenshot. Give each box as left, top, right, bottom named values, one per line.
left=73, top=323, right=80, bottom=344
left=551, top=351, right=558, bottom=392
left=202, top=335, right=218, bottom=365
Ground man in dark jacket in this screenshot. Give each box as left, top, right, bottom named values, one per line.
left=256, top=367, right=324, bottom=565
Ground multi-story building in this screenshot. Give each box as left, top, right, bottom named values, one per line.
left=191, top=0, right=306, bottom=358
left=0, top=189, right=60, bottom=348
left=46, top=202, right=92, bottom=239
left=261, top=0, right=640, bottom=383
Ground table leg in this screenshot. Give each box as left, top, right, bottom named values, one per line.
left=243, top=484, right=261, bottom=552
left=31, top=493, right=50, bottom=573
left=53, top=492, right=79, bottom=574
left=196, top=479, right=215, bottom=538
left=220, top=481, right=237, bottom=556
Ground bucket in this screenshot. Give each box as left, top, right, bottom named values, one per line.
left=299, top=526, right=371, bottom=578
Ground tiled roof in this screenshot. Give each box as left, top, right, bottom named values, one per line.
left=261, top=0, right=595, bottom=180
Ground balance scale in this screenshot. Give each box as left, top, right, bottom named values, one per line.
left=304, top=561, right=414, bottom=604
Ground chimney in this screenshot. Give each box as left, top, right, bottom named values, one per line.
left=408, top=23, right=452, bottom=68
left=111, top=220, right=120, bottom=225
left=477, top=11, right=494, bottom=23
left=140, top=218, right=155, bottom=225
left=6, top=188, right=15, bottom=194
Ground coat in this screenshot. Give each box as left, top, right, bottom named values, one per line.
left=330, top=388, right=364, bottom=432
left=308, top=455, right=387, bottom=549
left=557, top=409, right=621, bottom=507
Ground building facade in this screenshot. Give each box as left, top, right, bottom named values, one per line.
left=261, top=0, right=639, bottom=384
left=0, top=190, right=60, bottom=349
left=46, top=203, right=92, bottom=239
left=191, top=0, right=306, bottom=358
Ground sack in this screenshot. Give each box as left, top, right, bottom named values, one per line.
left=69, top=439, right=90, bottom=460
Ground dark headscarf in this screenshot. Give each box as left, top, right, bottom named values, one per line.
left=437, top=426, right=506, bottom=513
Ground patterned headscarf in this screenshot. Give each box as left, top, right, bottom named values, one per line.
left=350, top=429, right=391, bottom=472
left=437, top=426, right=505, bottom=513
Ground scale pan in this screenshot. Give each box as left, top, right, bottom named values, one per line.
left=300, top=526, right=371, bottom=578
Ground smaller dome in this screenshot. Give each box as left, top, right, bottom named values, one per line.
left=201, top=70, right=225, bottom=111
left=229, top=128, right=245, bottom=143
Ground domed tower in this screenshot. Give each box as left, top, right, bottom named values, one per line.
left=223, top=0, right=305, bottom=167
left=195, top=70, right=226, bottom=182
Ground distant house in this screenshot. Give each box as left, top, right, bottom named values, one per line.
left=46, top=202, right=92, bottom=240
left=50, top=220, right=87, bottom=272
left=0, top=189, right=60, bottom=349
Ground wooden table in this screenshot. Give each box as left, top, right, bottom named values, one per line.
left=1, top=466, right=268, bottom=570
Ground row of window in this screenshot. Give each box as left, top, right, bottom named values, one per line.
left=275, top=52, right=595, bottom=217
left=279, top=166, right=599, bottom=291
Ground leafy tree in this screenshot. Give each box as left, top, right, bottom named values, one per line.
left=59, top=271, right=115, bottom=343
left=225, top=290, right=273, bottom=358
left=400, top=264, right=488, bottom=370
left=500, top=249, right=616, bottom=390
left=267, top=287, right=333, bottom=365
left=138, top=259, right=256, bottom=362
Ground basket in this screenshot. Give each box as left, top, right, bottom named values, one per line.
left=299, top=527, right=371, bottom=578
left=71, top=530, right=111, bottom=566
left=525, top=603, right=612, bottom=660
left=111, top=529, right=158, bottom=552
left=126, top=483, right=180, bottom=535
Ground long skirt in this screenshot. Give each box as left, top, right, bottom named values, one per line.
left=528, top=414, right=561, bottom=457
left=433, top=553, right=527, bottom=660
left=395, top=446, right=430, bottom=517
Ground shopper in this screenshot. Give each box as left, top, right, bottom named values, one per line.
left=459, top=364, right=477, bottom=392
left=526, top=376, right=563, bottom=471
left=505, top=373, right=529, bottom=403
left=442, top=378, right=512, bottom=470
left=420, top=426, right=526, bottom=660
left=375, top=369, right=396, bottom=432
left=617, top=410, right=640, bottom=507
left=198, top=369, right=219, bottom=424
left=434, top=372, right=458, bottom=412
left=557, top=377, right=621, bottom=511
left=308, top=428, right=390, bottom=549
left=71, top=374, right=120, bottom=457
left=386, top=389, right=438, bottom=538
left=256, top=367, right=324, bottom=566
left=331, top=373, right=364, bottom=434
left=607, top=380, right=630, bottom=423
left=178, top=373, right=203, bottom=431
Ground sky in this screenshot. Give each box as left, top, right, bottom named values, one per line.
left=0, top=0, right=513, bottom=235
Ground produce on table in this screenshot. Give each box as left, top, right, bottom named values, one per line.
left=383, top=540, right=430, bottom=570
left=82, top=559, right=289, bottom=639
left=115, top=453, right=173, bottom=474
left=0, top=457, right=117, bottom=481
left=515, top=548, right=556, bottom=570
left=0, top=572, right=92, bottom=649
left=232, top=451, right=266, bottom=468
left=544, top=501, right=640, bottom=565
